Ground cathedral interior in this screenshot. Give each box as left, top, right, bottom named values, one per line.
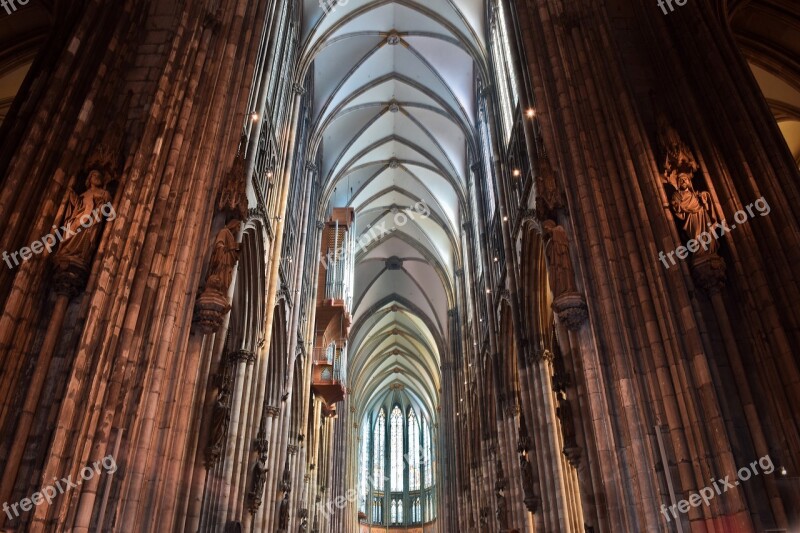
left=0, top=1, right=799, bottom=532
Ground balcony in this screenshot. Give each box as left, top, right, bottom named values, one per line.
left=311, top=345, right=347, bottom=405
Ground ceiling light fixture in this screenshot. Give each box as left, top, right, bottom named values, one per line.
left=250, top=111, right=259, bottom=122
left=512, top=169, right=521, bottom=177
left=526, top=108, right=536, bottom=118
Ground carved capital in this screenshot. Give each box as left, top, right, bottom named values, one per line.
left=264, top=406, right=280, bottom=418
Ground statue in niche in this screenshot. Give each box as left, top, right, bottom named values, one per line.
left=659, top=115, right=719, bottom=255
left=54, top=167, right=113, bottom=269
left=207, top=389, right=231, bottom=465
left=278, top=492, right=290, bottom=532
left=520, top=454, right=534, bottom=493
left=495, top=487, right=508, bottom=529
left=542, top=220, right=577, bottom=298
left=280, top=457, right=292, bottom=492
left=205, top=219, right=241, bottom=294
left=669, top=171, right=718, bottom=254
left=556, top=393, right=577, bottom=447
left=248, top=454, right=269, bottom=513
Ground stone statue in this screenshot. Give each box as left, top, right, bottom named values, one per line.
left=281, top=459, right=292, bottom=492
left=278, top=493, right=290, bottom=532
left=495, top=487, right=508, bottom=529
left=54, top=169, right=113, bottom=269
left=205, top=220, right=241, bottom=294
left=207, top=390, right=231, bottom=466
left=542, top=220, right=577, bottom=298
left=556, top=395, right=576, bottom=446
left=520, top=454, right=534, bottom=493
left=669, top=171, right=718, bottom=254
left=248, top=455, right=268, bottom=513
left=519, top=453, right=540, bottom=512
left=658, top=115, right=719, bottom=255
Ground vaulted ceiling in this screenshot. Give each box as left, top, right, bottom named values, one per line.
left=300, top=0, right=487, bottom=419
left=729, top=0, right=800, bottom=163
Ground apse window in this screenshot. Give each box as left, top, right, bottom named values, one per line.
left=359, top=390, right=436, bottom=526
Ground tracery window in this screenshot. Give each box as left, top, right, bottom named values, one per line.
left=359, top=393, right=436, bottom=526
left=408, top=409, right=420, bottom=490
left=491, top=0, right=520, bottom=142
left=373, top=409, right=385, bottom=490
left=359, top=420, right=370, bottom=512
left=423, top=418, right=433, bottom=488
left=390, top=406, right=403, bottom=491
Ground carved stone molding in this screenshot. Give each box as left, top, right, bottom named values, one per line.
left=247, top=206, right=268, bottom=223
left=691, top=253, right=727, bottom=295
left=194, top=291, right=232, bottom=335
left=563, top=445, right=583, bottom=468
left=52, top=261, right=89, bottom=298
left=505, top=399, right=520, bottom=418
left=552, top=292, right=588, bottom=331
left=229, top=349, right=255, bottom=364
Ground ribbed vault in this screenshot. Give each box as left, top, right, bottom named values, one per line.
left=300, top=0, right=486, bottom=450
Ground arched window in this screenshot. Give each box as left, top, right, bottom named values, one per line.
left=361, top=394, right=436, bottom=526
left=373, top=409, right=385, bottom=490
left=491, top=0, right=520, bottom=142
left=390, top=406, right=404, bottom=491
left=359, top=420, right=370, bottom=512
left=423, top=418, right=432, bottom=488
left=408, top=409, right=420, bottom=490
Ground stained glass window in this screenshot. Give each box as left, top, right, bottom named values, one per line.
left=359, top=420, right=370, bottom=512
left=423, top=418, right=432, bottom=488
left=408, top=409, right=420, bottom=490
left=363, top=397, right=435, bottom=525
left=491, top=0, right=519, bottom=142
left=373, top=409, right=385, bottom=490
left=390, top=406, right=404, bottom=491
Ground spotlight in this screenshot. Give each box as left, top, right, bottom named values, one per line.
left=250, top=111, right=259, bottom=122
left=526, top=108, right=536, bottom=118
left=512, top=169, right=521, bottom=177
left=781, top=466, right=788, bottom=476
